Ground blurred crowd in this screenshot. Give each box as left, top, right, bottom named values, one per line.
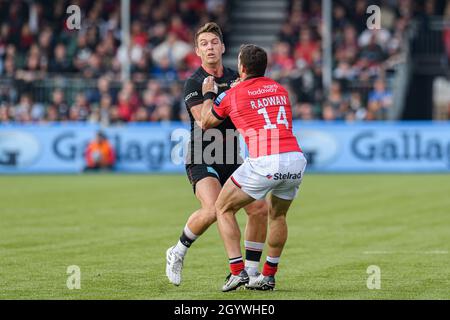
left=0, top=0, right=229, bottom=124
left=0, top=0, right=447, bottom=124
left=266, top=0, right=434, bottom=121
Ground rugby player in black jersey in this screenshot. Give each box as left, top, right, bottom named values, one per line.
left=166, top=23, right=268, bottom=287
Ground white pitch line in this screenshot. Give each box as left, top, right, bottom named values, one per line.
left=363, top=250, right=448, bottom=255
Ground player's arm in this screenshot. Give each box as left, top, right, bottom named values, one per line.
left=200, top=99, right=223, bottom=129
left=189, top=103, right=205, bottom=127
left=183, top=78, right=205, bottom=127
left=200, top=76, right=225, bottom=129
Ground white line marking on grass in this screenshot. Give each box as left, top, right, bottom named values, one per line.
left=363, top=250, right=448, bottom=255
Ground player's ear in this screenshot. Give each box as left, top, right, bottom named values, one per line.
left=240, top=64, right=246, bottom=75
left=195, top=46, right=201, bottom=57
left=221, top=43, right=225, bottom=54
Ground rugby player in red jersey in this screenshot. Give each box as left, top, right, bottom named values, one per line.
left=201, top=44, right=307, bottom=291
left=165, top=24, right=268, bottom=287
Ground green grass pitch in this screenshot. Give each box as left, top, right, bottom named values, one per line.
left=0, top=174, right=449, bottom=299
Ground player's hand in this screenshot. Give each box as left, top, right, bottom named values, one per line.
left=202, top=76, right=218, bottom=95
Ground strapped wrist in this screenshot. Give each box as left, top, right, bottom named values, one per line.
left=203, top=92, right=217, bottom=101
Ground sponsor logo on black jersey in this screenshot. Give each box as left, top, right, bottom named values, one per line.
left=185, top=91, right=199, bottom=101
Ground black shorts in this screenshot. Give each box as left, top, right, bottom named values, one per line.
left=185, top=163, right=240, bottom=193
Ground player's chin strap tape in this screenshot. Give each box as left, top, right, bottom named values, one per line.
left=203, top=92, right=217, bottom=102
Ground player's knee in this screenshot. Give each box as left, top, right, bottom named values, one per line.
left=215, top=202, right=226, bottom=217
left=200, top=205, right=217, bottom=224
left=246, top=201, right=268, bottom=219
left=215, top=200, right=234, bottom=217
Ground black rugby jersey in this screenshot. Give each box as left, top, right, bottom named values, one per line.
left=183, top=66, right=241, bottom=165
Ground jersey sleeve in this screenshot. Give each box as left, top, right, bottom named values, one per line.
left=212, top=91, right=232, bottom=120
left=183, top=78, right=203, bottom=109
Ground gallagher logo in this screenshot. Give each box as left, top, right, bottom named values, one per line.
left=0, top=131, right=41, bottom=168
left=266, top=174, right=273, bottom=180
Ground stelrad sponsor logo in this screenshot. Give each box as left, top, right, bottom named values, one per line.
left=272, top=172, right=302, bottom=180
left=0, top=131, right=41, bottom=168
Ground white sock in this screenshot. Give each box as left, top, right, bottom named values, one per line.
left=174, top=240, right=188, bottom=256
left=245, top=260, right=260, bottom=276
left=183, top=225, right=198, bottom=241
left=173, top=225, right=198, bottom=257
left=266, top=256, right=280, bottom=264
left=244, top=240, right=264, bottom=276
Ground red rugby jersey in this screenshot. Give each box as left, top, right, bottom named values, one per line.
left=212, top=77, right=301, bottom=158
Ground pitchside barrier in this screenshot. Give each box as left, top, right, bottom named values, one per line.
left=0, top=121, right=449, bottom=173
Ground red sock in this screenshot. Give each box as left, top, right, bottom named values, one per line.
left=262, top=262, right=278, bottom=276
left=229, top=257, right=245, bottom=275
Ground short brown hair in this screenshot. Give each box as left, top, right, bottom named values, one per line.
left=239, top=44, right=267, bottom=78
left=194, top=22, right=223, bottom=47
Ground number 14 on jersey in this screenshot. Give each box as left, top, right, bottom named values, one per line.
left=257, top=106, right=289, bottom=130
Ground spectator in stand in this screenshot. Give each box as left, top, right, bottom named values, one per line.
left=152, top=98, right=172, bottom=122
left=169, top=82, right=184, bottom=121
left=49, top=88, right=69, bottom=121
left=132, top=106, right=150, bottom=122
left=294, top=28, right=320, bottom=67
left=48, top=43, right=73, bottom=73
left=0, top=103, right=11, bottom=123
left=45, top=103, right=59, bottom=122
left=14, top=94, right=32, bottom=122
left=268, top=41, right=295, bottom=80
left=117, top=90, right=132, bottom=122
left=327, top=81, right=346, bottom=118
left=131, top=54, right=152, bottom=83
left=87, top=75, right=117, bottom=105
left=352, top=0, right=370, bottom=33
left=152, top=32, right=191, bottom=69
left=368, top=78, right=393, bottom=118
left=322, top=103, right=337, bottom=121
left=349, top=91, right=367, bottom=121
left=94, top=94, right=114, bottom=126
left=109, top=105, right=123, bottom=125
left=82, top=53, right=103, bottom=78
left=73, top=34, right=92, bottom=72
left=30, top=100, right=45, bottom=122
left=357, top=33, right=386, bottom=67
left=1, top=55, right=16, bottom=78
left=333, top=3, right=349, bottom=31
left=19, top=24, right=34, bottom=52
left=37, top=27, right=53, bottom=61
left=168, top=15, right=191, bottom=43
left=142, top=88, right=157, bottom=121
left=122, top=80, right=141, bottom=112
left=15, top=47, right=45, bottom=91
left=149, top=23, right=168, bottom=49
left=84, top=131, right=116, bottom=171
left=278, top=22, right=297, bottom=49
left=151, top=56, right=179, bottom=85
left=69, top=93, right=90, bottom=121
left=294, top=102, right=315, bottom=121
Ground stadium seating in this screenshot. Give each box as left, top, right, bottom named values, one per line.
left=0, top=0, right=448, bottom=123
